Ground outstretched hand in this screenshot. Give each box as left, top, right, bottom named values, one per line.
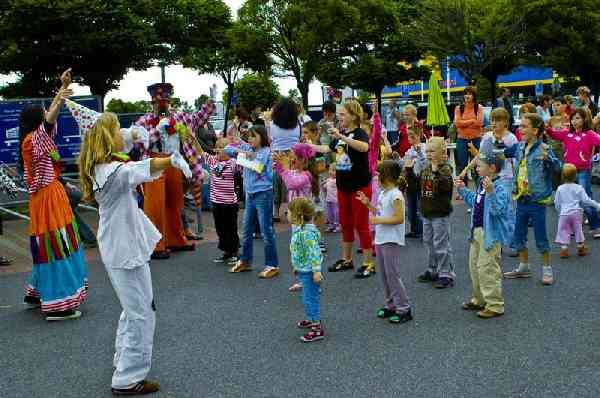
left=60, top=68, right=72, bottom=88
left=58, top=88, right=74, bottom=101
left=454, top=178, right=465, bottom=189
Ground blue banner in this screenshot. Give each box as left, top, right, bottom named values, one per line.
left=0, top=96, right=101, bottom=164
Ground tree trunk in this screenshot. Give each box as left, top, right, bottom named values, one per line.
left=480, top=70, right=500, bottom=106
left=88, top=83, right=108, bottom=112
left=223, top=82, right=235, bottom=135
left=489, top=75, right=499, bottom=106
left=376, top=88, right=383, bottom=115
left=298, top=80, right=310, bottom=110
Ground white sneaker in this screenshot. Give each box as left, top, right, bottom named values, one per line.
left=542, top=266, right=554, bottom=285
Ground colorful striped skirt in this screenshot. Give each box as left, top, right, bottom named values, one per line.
left=24, top=180, right=88, bottom=313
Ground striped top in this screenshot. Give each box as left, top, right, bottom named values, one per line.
left=202, top=153, right=238, bottom=204
left=136, top=103, right=214, bottom=186
left=22, top=123, right=59, bottom=194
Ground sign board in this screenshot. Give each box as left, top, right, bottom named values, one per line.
left=0, top=95, right=101, bottom=164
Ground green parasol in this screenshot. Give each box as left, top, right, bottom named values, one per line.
left=426, top=71, right=450, bottom=128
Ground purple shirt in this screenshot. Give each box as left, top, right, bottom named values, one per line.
left=473, top=187, right=485, bottom=228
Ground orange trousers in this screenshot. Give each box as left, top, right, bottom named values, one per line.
left=143, top=165, right=189, bottom=252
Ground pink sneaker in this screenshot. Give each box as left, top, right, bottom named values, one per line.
left=297, top=320, right=317, bottom=329
left=300, top=325, right=325, bottom=342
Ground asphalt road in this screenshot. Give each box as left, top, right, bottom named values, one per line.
left=1, top=202, right=600, bottom=398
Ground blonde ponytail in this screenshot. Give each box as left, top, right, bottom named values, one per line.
left=78, top=112, right=121, bottom=202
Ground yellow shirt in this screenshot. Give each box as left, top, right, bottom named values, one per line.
left=513, top=158, right=552, bottom=205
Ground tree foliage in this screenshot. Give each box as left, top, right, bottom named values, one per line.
left=239, top=0, right=353, bottom=108
left=316, top=0, right=429, bottom=110
left=223, top=73, right=280, bottom=112
left=522, top=0, right=600, bottom=95
left=0, top=0, right=228, bottom=103
left=106, top=98, right=151, bottom=114
left=182, top=14, right=272, bottom=127
left=415, top=0, right=526, bottom=101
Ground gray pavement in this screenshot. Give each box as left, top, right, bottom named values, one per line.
left=2, top=202, right=600, bottom=398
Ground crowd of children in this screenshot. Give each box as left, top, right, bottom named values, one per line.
left=15, top=68, right=600, bottom=395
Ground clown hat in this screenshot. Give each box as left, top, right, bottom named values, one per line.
left=147, top=83, right=174, bottom=101
left=65, top=99, right=101, bottom=136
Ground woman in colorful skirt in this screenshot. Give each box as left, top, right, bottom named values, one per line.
left=20, top=69, right=88, bottom=321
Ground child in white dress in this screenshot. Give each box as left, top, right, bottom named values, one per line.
left=78, top=111, right=191, bottom=396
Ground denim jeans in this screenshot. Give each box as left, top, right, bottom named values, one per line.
left=406, top=189, right=422, bottom=236
left=298, top=271, right=320, bottom=322
left=512, top=201, right=550, bottom=253
left=182, top=206, right=203, bottom=235
left=456, top=137, right=481, bottom=183
left=240, top=190, right=278, bottom=267
left=576, top=170, right=600, bottom=230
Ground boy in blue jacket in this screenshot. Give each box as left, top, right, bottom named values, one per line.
left=455, top=149, right=511, bottom=318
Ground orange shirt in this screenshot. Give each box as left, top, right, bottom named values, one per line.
left=454, top=104, right=483, bottom=140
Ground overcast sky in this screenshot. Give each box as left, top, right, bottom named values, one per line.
left=0, top=0, right=324, bottom=107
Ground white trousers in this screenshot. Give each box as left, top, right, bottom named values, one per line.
left=106, top=263, right=156, bottom=389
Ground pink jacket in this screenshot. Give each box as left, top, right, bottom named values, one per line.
left=546, top=128, right=600, bottom=170
left=274, top=162, right=313, bottom=201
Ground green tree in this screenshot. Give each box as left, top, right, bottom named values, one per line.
left=316, top=0, right=428, bottom=110
left=183, top=16, right=272, bottom=128
left=522, top=0, right=600, bottom=96
left=0, top=0, right=157, bottom=103
left=357, top=90, right=372, bottom=105
left=415, top=0, right=526, bottom=102
left=239, top=0, right=353, bottom=109
left=287, top=89, right=300, bottom=101
left=235, top=73, right=280, bottom=111
left=106, top=99, right=151, bottom=114
left=0, top=0, right=228, bottom=105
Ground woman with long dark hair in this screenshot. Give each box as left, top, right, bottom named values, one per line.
left=20, top=69, right=89, bottom=321
left=454, top=86, right=483, bottom=185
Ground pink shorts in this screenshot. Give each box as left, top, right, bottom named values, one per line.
left=555, top=211, right=584, bottom=245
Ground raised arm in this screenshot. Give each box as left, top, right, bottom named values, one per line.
left=309, top=143, right=332, bottom=154
left=330, top=128, right=369, bottom=152
left=46, top=69, right=73, bottom=125
left=545, top=127, right=568, bottom=141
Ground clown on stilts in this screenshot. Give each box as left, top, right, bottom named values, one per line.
left=136, top=83, right=215, bottom=259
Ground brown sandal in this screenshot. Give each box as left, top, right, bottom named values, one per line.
left=229, top=261, right=253, bottom=273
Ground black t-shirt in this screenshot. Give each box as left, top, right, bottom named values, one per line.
left=329, top=127, right=371, bottom=192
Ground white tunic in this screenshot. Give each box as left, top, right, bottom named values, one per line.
left=374, top=187, right=406, bottom=246
left=94, top=159, right=162, bottom=269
